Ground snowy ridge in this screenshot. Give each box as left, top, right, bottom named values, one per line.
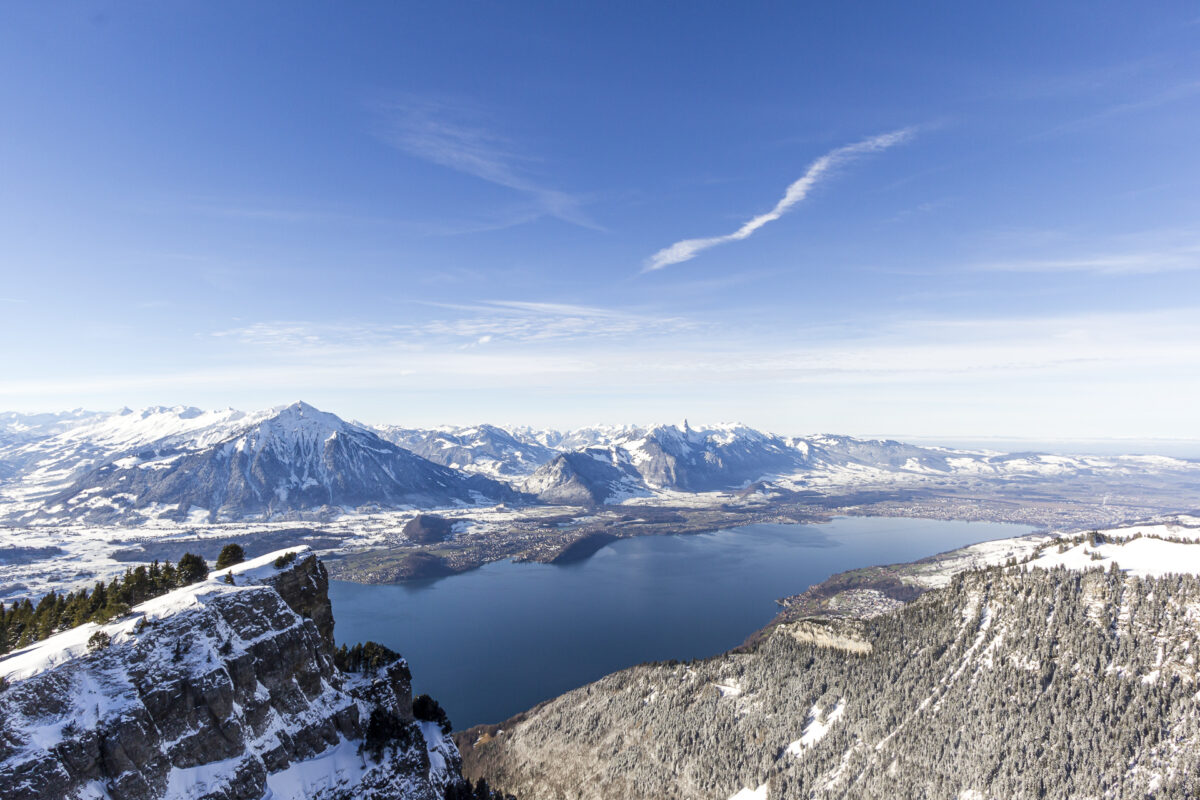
left=0, top=546, right=313, bottom=684
left=375, top=423, right=557, bottom=478
left=8, top=402, right=519, bottom=524
left=3, top=403, right=1199, bottom=523
left=0, top=406, right=254, bottom=503
left=0, top=548, right=466, bottom=800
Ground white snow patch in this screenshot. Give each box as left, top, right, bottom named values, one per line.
left=787, top=698, right=846, bottom=756
left=1027, top=537, right=1200, bottom=578
left=728, top=783, right=768, bottom=800
left=261, top=737, right=367, bottom=799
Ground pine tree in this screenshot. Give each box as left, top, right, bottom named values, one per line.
left=215, top=543, right=246, bottom=570
left=176, top=553, right=209, bottom=586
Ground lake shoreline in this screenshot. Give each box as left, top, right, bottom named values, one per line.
left=329, top=517, right=1038, bottom=729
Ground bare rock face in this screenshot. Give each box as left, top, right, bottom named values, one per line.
left=269, top=553, right=336, bottom=646
left=0, top=550, right=466, bottom=800
left=776, top=619, right=872, bottom=654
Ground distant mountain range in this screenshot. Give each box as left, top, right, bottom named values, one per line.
left=1, top=402, right=1196, bottom=524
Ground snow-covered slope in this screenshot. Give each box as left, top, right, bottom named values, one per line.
left=0, top=406, right=253, bottom=500
left=799, top=433, right=1200, bottom=480
left=4, top=405, right=1198, bottom=523
left=512, top=425, right=644, bottom=452
left=20, top=403, right=520, bottom=524
left=374, top=423, right=557, bottom=478
left=521, top=449, right=649, bottom=505
left=0, top=410, right=108, bottom=450
left=586, top=422, right=803, bottom=492
left=0, top=548, right=472, bottom=800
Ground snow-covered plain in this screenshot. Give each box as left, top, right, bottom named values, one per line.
left=1028, top=535, right=1200, bottom=577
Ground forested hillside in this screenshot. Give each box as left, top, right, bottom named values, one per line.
left=463, top=566, right=1200, bottom=799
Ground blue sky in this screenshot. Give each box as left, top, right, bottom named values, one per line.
left=2, top=3, right=1199, bottom=438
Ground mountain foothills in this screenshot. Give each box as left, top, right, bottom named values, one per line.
left=1, top=401, right=1197, bottom=526
left=461, top=523, right=1200, bottom=800
left=0, top=547, right=502, bottom=800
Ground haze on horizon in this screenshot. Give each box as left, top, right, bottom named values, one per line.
left=2, top=3, right=1198, bottom=441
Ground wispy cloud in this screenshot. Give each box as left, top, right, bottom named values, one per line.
left=972, top=240, right=1200, bottom=275
left=644, top=128, right=915, bottom=271
left=193, top=200, right=543, bottom=237
left=211, top=301, right=693, bottom=350
left=12, top=308, right=1200, bottom=438
left=375, top=97, right=598, bottom=229
left=21, top=308, right=1198, bottom=401
left=1027, top=80, right=1200, bottom=140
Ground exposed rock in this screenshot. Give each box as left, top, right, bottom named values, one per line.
left=775, top=618, right=872, bottom=654
left=267, top=553, right=336, bottom=647
left=0, top=548, right=469, bottom=800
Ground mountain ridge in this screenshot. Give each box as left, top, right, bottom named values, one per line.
left=3, top=402, right=1198, bottom=524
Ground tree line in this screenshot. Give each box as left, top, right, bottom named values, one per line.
left=0, top=543, right=264, bottom=656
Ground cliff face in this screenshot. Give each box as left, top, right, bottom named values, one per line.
left=0, top=549, right=464, bottom=800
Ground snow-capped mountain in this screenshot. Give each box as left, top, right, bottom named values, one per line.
left=799, top=434, right=1199, bottom=480
left=0, top=409, right=107, bottom=449
left=0, top=405, right=253, bottom=497
left=374, top=423, right=557, bottom=478
left=521, top=449, right=648, bottom=505
left=599, top=421, right=804, bottom=491
left=3, top=404, right=1198, bottom=523
left=27, top=402, right=520, bottom=523
left=511, top=424, right=645, bottom=452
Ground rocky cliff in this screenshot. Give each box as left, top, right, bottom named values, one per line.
left=0, top=548, right=469, bottom=800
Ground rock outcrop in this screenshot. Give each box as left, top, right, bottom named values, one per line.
left=0, top=548, right=469, bottom=800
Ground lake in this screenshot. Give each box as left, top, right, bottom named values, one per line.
left=329, top=516, right=1034, bottom=729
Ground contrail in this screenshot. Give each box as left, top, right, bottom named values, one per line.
left=644, top=128, right=914, bottom=271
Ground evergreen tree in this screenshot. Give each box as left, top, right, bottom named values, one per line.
left=215, top=543, right=246, bottom=570
left=413, top=693, right=453, bottom=734
left=176, top=553, right=209, bottom=586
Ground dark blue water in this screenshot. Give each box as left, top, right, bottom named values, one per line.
left=330, top=517, right=1033, bottom=729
